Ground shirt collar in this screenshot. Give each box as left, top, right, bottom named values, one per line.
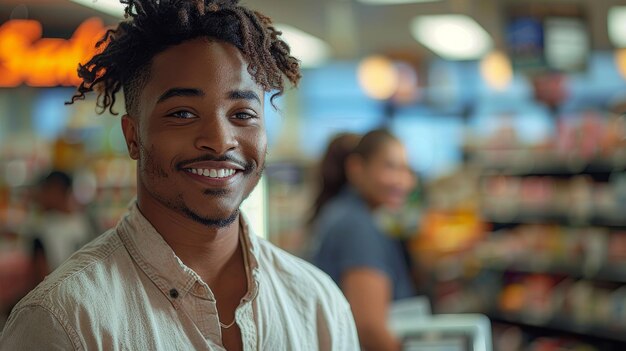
left=116, top=202, right=260, bottom=306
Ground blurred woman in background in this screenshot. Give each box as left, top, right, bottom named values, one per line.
left=311, top=129, right=416, bottom=351
left=309, top=132, right=361, bottom=228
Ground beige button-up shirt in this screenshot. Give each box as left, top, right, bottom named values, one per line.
left=0, top=204, right=359, bottom=350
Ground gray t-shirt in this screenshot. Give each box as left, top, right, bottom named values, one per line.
left=312, top=188, right=416, bottom=300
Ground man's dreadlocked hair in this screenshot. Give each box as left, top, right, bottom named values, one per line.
left=66, top=0, right=301, bottom=116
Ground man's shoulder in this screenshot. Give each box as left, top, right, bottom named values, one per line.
left=15, top=228, right=125, bottom=312
left=254, top=237, right=347, bottom=303
left=255, top=237, right=328, bottom=278
left=253, top=237, right=358, bottom=346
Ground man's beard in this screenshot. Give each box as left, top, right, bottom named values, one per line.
left=182, top=205, right=240, bottom=228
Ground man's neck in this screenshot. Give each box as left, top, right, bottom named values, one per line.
left=136, top=192, right=241, bottom=285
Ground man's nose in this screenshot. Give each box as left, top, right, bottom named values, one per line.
left=193, top=117, right=238, bottom=155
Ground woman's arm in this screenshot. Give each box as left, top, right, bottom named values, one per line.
left=342, top=268, right=401, bottom=351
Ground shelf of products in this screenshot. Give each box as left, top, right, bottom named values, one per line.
left=480, top=172, right=626, bottom=226
left=493, top=273, right=626, bottom=342
left=420, top=108, right=626, bottom=350
left=0, top=134, right=137, bottom=239
left=489, top=307, right=626, bottom=344
left=481, top=262, right=626, bottom=285
left=427, top=256, right=626, bottom=348
left=474, top=224, right=626, bottom=280
left=492, top=319, right=619, bottom=351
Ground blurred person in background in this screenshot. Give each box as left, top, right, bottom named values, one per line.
left=312, top=129, right=417, bottom=351
left=1, top=171, right=93, bottom=327
left=306, top=132, right=361, bottom=257
left=21, top=170, right=93, bottom=282
left=0, top=0, right=358, bottom=350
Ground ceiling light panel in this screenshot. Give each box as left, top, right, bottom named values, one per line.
left=69, top=0, right=125, bottom=18
left=411, top=14, right=493, bottom=60
left=275, top=24, right=331, bottom=68
left=609, top=6, right=626, bottom=48
left=358, top=0, right=442, bottom=4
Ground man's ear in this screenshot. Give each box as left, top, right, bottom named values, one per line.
left=121, top=115, right=139, bottom=160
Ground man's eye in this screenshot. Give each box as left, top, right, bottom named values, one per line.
left=234, top=112, right=255, bottom=120
left=169, top=111, right=196, bottom=119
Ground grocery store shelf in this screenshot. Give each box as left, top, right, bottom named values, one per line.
left=483, top=211, right=626, bottom=229
left=481, top=261, right=626, bottom=284
left=481, top=161, right=624, bottom=178
left=472, top=153, right=626, bottom=180
left=488, top=310, right=626, bottom=344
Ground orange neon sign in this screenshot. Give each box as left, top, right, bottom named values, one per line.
left=0, top=18, right=106, bottom=87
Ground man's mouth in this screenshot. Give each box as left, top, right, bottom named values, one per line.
left=184, top=168, right=237, bottom=179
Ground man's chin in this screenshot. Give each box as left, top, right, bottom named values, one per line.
left=182, top=207, right=240, bottom=228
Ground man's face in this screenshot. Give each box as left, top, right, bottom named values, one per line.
left=122, top=38, right=266, bottom=227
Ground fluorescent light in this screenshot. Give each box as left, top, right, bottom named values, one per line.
left=544, top=17, right=589, bottom=72
left=275, top=24, right=331, bottom=68
left=410, top=15, right=493, bottom=60
left=609, top=6, right=626, bottom=48
left=69, top=0, right=125, bottom=18
left=358, top=0, right=442, bottom=4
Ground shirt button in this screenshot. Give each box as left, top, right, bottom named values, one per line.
left=169, top=288, right=179, bottom=299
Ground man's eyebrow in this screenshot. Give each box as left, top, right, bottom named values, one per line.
left=157, top=88, right=205, bottom=103
left=228, top=90, right=261, bottom=103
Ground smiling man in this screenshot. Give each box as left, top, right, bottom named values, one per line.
left=0, top=1, right=358, bottom=350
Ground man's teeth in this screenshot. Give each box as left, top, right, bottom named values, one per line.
left=188, top=168, right=236, bottom=178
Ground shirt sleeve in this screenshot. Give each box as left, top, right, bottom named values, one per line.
left=331, top=218, right=390, bottom=279
left=315, top=278, right=361, bottom=351
left=335, top=302, right=360, bottom=350
left=0, top=305, right=76, bottom=351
